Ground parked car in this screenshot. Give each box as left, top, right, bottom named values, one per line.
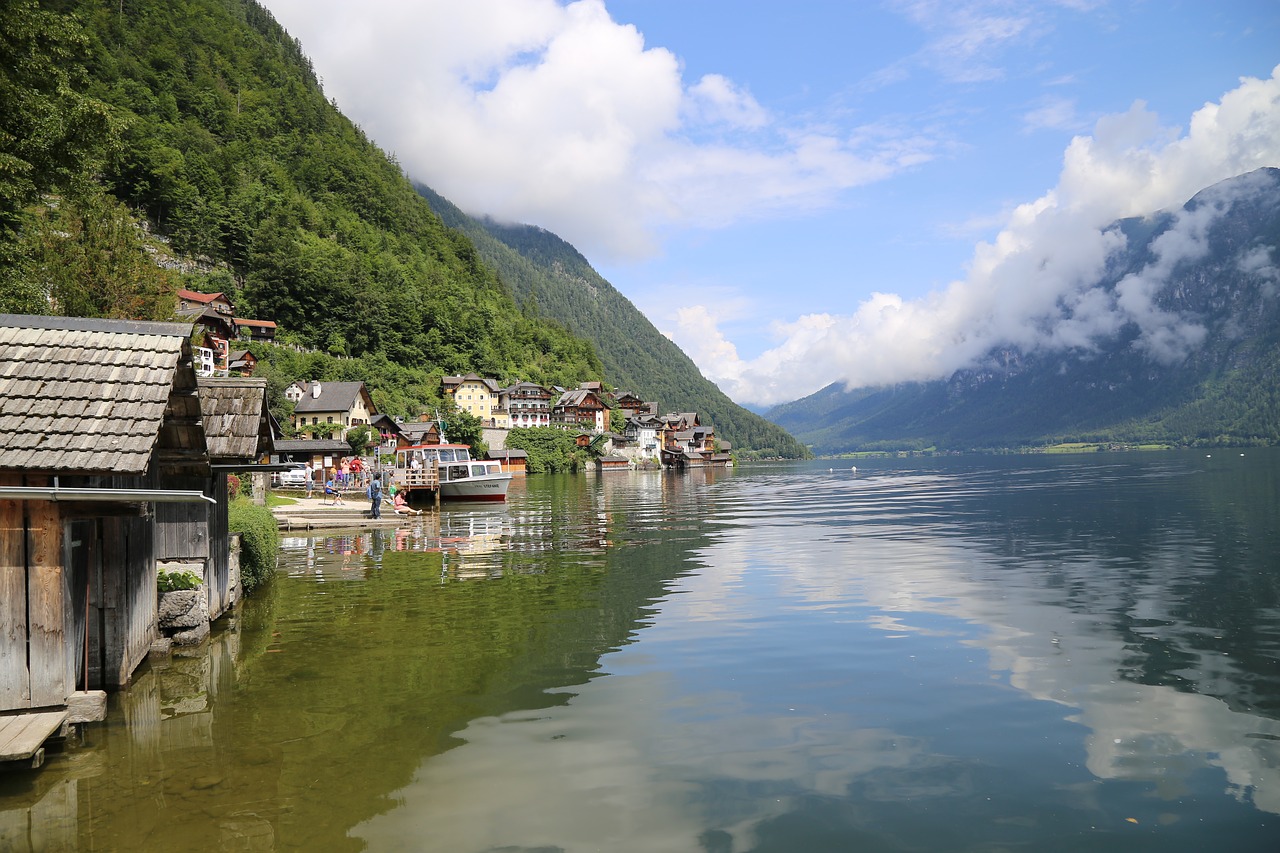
left=272, top=466, right=309, bottom=488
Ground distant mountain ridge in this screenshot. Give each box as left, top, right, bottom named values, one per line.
left=768, top=168, right=1280, bottom=452
left=415, top=185, right=810, bottom=458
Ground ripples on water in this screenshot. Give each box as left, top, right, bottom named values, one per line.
left=1, top=452, right=1276, bottom=852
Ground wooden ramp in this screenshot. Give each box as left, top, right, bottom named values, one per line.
left=0, top=711, right=69, bottom=767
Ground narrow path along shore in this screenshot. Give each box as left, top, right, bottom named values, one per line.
left=271, top=493, right=430, bottom=530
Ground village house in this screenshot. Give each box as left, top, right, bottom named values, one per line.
left=613, top=391, right=656, bottom=419
left=284, top=379, right=308, bottom=403
left=174, top=289, right=277, bottom=374
left=616, top=412, right=663, bottom=464
left=174, top=289, right=236, bottom=350
left=658, top=412, right=726, bottom=468
left=232, top=317, right=277, bottom=343
left=176, top=288, right=235, bottom=318
left=290, top=381, right=377, bottom=439
left=227, top=349, right=257, bottom=376
left=442, top=373, right=508, bottom=427
left=554, top=386, right=608, bottom=433
left=500, top=380, right=554, bottom=428
left=272, top=438, right=354, bottom=476
left=0, top=314, right=218, bottom=758
left=369, top=413, right=407, bottom=455
left=398, top=420, right=443, bottom=447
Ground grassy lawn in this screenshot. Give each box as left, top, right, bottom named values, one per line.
left=265, top=492, right=299, bottom=507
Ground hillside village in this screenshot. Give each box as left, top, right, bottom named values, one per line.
left=181, top=287, right=732, bottom=471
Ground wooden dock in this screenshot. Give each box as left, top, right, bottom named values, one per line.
left=0, top=710, right=69, bottom=768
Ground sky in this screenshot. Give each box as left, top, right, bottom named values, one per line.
left=261, top=0, right=1280, bottom=408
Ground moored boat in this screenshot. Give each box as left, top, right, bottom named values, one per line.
left=393, top=443, right=512, bottom=502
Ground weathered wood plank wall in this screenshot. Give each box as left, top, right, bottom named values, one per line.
left=125, top=513, right=156, bottom=684
left=25, top=492, right=68, bottom=708
left=154, top=475, right=209, bottom=561
left=0, top=475, right=28, bottom=710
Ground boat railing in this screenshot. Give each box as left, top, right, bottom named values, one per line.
left=397, top=464, right=440, bottom=490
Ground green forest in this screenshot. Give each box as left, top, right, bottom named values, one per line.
left=0, top=0, right=580, bottom=414
left=0, top=0, right=808, bottom=454
left=417, top=187, right=810, bottom=458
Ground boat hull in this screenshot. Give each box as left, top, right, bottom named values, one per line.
left=439, top=474, right=512, bottom=502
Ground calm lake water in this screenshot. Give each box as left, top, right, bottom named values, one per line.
left=2, top=450, right=1279, bottom=851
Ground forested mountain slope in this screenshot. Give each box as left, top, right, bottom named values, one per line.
left=416, top=185, right=810, bottom=458
left=2, top=0, right=602, bottom=407
left=769, top=168, right=1280, bottom=453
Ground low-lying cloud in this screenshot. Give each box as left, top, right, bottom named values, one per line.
left=261, top=1, right=1279, bottom=408
left=680, top=66, right=1280, bottom=405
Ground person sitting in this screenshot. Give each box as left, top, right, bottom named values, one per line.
left=324, top=476, right=344, bottom=505
left=392, top=492, right=420, bottom=515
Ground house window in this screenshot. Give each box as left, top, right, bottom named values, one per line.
left=327, top=416, right=334, bottom=424
left=312, top=417, right=318, bottom=425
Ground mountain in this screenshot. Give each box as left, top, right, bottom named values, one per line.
left=0, top=0, right=805, bottom=455
left=1, top=0, right=608, bottom=395
left=768, top=168, right=1280, bottom=452
left=415, top=186, right=810, bottom=458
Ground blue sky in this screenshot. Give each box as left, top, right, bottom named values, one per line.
left=262, top=1, right=1280, bottom=407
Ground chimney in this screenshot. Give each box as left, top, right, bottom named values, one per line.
left=312, top=382, right=321, bottom=399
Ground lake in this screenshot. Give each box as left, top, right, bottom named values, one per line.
left=2, top=450, right=1278, bottom=851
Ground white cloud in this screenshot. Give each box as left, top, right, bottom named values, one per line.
left=684, top=74, right=769, bottom=130
left=689, top=66, right=1280, bottom=405
left=1022, top=95, right=1084, bottom=133
left=264, top=0, right=938, bottom=261
left=889, top=0, right=1036, bottom=84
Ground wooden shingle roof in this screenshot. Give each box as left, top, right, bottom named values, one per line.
left=198, top=377, right=273, bottom=463
left=0, top=314, right=202, bottom=475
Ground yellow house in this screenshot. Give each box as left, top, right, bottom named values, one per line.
left=441, top=373, right=508, bottom=428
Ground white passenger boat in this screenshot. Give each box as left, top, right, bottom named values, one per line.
left=393, top=444, right=512, bottom=502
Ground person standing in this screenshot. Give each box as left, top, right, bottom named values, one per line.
left=369, top=475, right=383, bottom=519
left=305, top=463, right=314, bottom=498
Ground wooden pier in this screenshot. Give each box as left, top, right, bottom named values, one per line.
left=0, top=710, right=69, bottom=768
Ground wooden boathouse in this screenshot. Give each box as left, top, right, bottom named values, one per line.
left=195, top=376, right=276, bottom=621
left=0, top=314, right=213, bottom=766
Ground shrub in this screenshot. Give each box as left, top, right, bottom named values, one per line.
left=227, top=472, right=242, bottom=500
left=229, top=497, right=279, bottom=594
left=158, top=569, right=202, bottom=592
left=505, top=427, right=585, bottom=474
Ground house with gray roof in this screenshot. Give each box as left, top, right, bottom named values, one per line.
left=0, top=314, right=216, bottom=735
left=291, top=381, right=377, bottom=439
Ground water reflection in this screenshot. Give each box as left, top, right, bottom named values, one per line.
left=1, top=456, right=1276, bottom=852
left=357, top=454, right=1280, bottom=852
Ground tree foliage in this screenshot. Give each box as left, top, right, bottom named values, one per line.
left=4, top=0, right=604, bottom=387
left=505, top=427, right=588, bottom=474
left=417, top=186, right=811, bottom=458
left=228, top=495, right=278, bottom=594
